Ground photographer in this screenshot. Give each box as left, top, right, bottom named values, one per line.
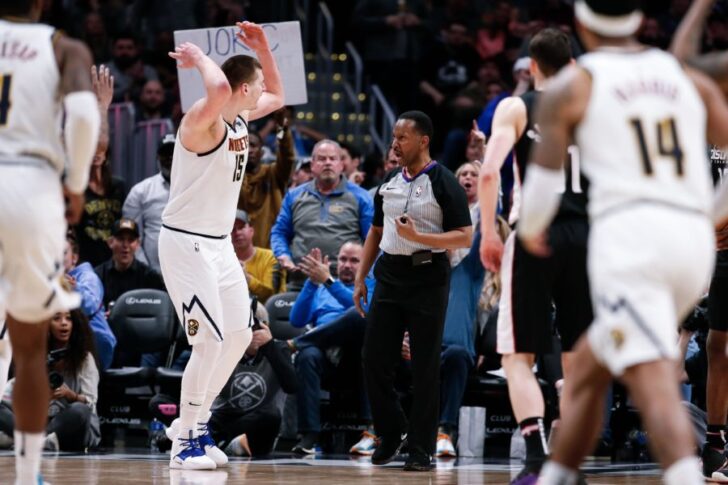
left=0, top=310, right=100, bottom=451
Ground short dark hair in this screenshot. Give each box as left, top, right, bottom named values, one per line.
left=248, top=130, right=262, bottom=145
left=66, top=231, right=79, bottom=256
left=0, top=0, right=33, bottom=16
left=529, top=28, right=572, bottom=77
left=584, top=0, right=640, bottom=16
left=398, top=111, right=434, bottom=139
left=340, top=142, right=361, bottom=159
left=113, top=30, right=138, bottom=44
left=221, top=55, right=263, bottom=90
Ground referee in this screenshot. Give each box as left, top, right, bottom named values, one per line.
left=353, top=111, right=472, bottom=471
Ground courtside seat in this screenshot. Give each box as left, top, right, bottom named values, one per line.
left=98, top=289, right=177, bottom=435
left=265, top=292, right=304, bottom=340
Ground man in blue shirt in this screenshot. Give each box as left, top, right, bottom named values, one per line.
left=271, top=139, right=373, bottom=290
left=287, top=242, right=375, bottom=455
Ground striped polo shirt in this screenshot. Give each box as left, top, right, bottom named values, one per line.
left=373, top=162, right=471, bottom=256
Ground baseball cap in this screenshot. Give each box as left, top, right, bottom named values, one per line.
left=513, top=57, right=531, bottom=73
left=112, top=218, right=140, bottom=238
left=157, top=134, right=175, bottom=156
left=295, top=157, right=311, bottom=171
left=235, top=210, right=250, bottom=224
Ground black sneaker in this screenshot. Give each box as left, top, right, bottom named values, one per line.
left=403, top=449, right=432, bottom=471
left=292, top=432, right=319, bottom=455
left=371, top=433, right=407, bottom=465
left=701, top=444, right=727, bottom=479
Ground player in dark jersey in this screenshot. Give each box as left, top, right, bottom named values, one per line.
left=478, top=28, right=591, bottom=485
left=671, top=1, right=728, bottom=480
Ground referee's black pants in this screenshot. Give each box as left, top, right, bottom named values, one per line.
left=363, top=253, right=450, bottom=456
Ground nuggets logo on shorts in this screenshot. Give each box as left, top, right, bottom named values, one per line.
left=188, top=319, right=199, bottom=336
left=610, top=328, right=625, bottom=349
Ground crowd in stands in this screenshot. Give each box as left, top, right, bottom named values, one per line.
left=0, top=0, right=725, bottom=460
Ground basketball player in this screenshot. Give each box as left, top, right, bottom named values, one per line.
left=0, top=1, right=100, bottom=483
left=517, top=1, right=728, bottom=484
left=670, top=1, right=728, bottom=479
left=159, top=22, right=284, bottom=470
left=478, top=28, right=591, bottom=484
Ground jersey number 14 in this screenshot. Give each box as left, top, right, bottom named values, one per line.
left=629, top=117, right=684, bottom=177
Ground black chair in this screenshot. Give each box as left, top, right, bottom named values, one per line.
left=98, top=289, right=177, bottom=437
left=155, top=323, right=187, bottom=401
left=265, top=291, right=304, bottom=340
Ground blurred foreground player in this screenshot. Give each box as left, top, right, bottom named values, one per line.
left=518, top=1, right=728, bottom=484
left=0, top=0, right=100, bottom=483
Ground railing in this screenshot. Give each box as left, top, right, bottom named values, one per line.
left=368, top=85, right=396, bottom=155
left=342, top=41, right=364, bottom=142
left=131, top=119, right=175, bottom=184
left=293, top=0, right=311, bottom=51
left=107, top=103, right=136, bottom=180
left=315, top=1, right=334, bottom=135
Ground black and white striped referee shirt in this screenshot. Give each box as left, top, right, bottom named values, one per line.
left=373, top=162, right=471, bottom=256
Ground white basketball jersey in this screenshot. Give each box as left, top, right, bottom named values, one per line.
left=576, top=48, right=712, bottom=219
left=0, top=20, right=65, bottom=171
left=162, top=116, right=249, bottom=236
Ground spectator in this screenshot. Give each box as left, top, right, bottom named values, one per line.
left=210, top=310, right=298, bottom=457
left=290, top=158, right=313, bottom=188
left=435, top=161, right=483, bottom=457
left=75, top=65, right=127, bottom=267
left=63, top=235, right=117, bottom=372
left=94, top=218, right=165, bottom=308
left=106, top=31, right=159, bottom=102
left=367, top=144, right=401, bottom=197
left=287, top=243, right=376, bottom=455
left=232, top=210, right=284, bottom=304
left=258, top=106, right=327, bottom=158
left=353, top=0, right=431, bottom=111
left=134, top=79, right=168, bottom=122
left=0, top=310, right=101, bottom=451
left=80, top=12, right=110, bottom=64
left=271, top=140, right=373, bottom=289
left=340, top=142, right=364, bottom=185
left=237, top=110, right=296, bottom=249
left=122, top=135, right=174, bottom=273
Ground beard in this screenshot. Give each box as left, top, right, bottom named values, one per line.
left=114, top=54, right=138, bottom=70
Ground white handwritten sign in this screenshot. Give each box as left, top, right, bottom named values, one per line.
left=173, top=21, right=308, bottom=112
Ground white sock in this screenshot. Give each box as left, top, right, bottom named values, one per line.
left=178, top=390, right=204, bottom=439
left=14, top=431, right=44, bottom=484
left=538, top=460, right=578, bottom=485
left=664, top=456, right=703, bottom=485
left=178, top=331, right=222, bottom=437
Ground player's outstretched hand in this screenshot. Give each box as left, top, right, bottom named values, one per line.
left=480, top=231, right=504, bottom=273
left=236, top=21, right=270, bottom=52
left=91, top=65, right=114, bottom=110
left=169, top=42, right=205, bottom=69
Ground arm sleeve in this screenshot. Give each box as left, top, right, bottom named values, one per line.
left=259, top=341, right=298, bottom=394
left=289, top=280, right=318, bottom=328
left=325, top=280, right=355, bottom=309
left=270, top=191, right=296, bottom=258
left=431, top=167, right=472, bottom=231
left=372, top=185, right=384, bottom=227
left=73, top=269, right=105, bottom=317
left=357, top=188, right=374, bottom=241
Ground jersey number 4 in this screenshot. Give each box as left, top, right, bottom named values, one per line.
left=0, top=74, right=12, bottom=127
left=629, top=117, right=684, bottom=177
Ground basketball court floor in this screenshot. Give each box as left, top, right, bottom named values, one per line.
left=0, top=450, right=666, bottom=484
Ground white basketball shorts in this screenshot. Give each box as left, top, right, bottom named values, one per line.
left=0, top=161, right=80, bottom=322
left=158, top=226, right=251, bottom=345
left=586, top=205, right=714, bottom=376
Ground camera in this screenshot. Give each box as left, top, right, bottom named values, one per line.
left=47, top=348, right=68, bottom=390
